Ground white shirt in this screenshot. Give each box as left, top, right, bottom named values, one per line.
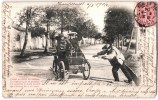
left=102, top=46, right=125, bottom=65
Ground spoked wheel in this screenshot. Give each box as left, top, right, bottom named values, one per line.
left=83, top=60, right=91, bottom=80
left=52, top=60, right=60, bottom=80
left=59, top=61, right=65, bottom=80
left=52, top=60, right=56, bottom=74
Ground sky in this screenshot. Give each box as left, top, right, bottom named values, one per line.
left=82, top=2, right=135, bottom=33
left=82, top=4, right=108, bottom=33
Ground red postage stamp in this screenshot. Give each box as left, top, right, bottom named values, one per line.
left=134, top=2, right=157, bottom=27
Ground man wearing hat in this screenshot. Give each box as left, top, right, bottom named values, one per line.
left=56, top=34, right=72, bottom=71
left=93, top=44, right=133, bottom=84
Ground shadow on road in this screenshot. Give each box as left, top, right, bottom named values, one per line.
left=69, top=74, right=83, bottom=80
left=12, top=49, right=55, bottom=63
left=90, top=77, right=113, bottom=83
left=90, top=76, right=125, bottom=83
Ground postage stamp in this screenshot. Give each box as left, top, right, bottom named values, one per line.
left=2, top=1, right=157, bottom=98
left=134, top=2, right=157, bottom=27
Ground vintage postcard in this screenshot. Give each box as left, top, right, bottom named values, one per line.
left=2, top=1, right=157, bottom=98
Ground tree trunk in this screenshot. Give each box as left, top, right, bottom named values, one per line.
left=68, top=22, right=70, bottom=33
left=90, top=38, right=92, bottom=45
left=20, top=8, right=31, bottom=57
left=135, top=27, right=139, bottom=54
left=19, top=36, right=21, bottom=51
left=115, top=40, right=117, bottom=47
left=109, top=36, right=112, bottom=48
left=61, top=11, right=64, bottom=34
left=44, top=34, right=49, bottom=53
left=121, top=36, right=123, bottom=50
left=61, top=27, right=63, bottom=34
left=44, top=21, right=50, bottom=53
left=20, top=24, right=28, bottom=57
left=94, top=39, right=96, bottom=45
left=126, top=28, right=134, bottom=52
left=117, top=34, right=120, bottom=49
left=110, top=40, right=112, bottom=49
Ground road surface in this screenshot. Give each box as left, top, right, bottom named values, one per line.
left=13, top=44, right=134, bottom=85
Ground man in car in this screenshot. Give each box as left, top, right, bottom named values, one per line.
left=56, top=34, right=72, bottom=71
left=53, top=34, right=74, bottom=80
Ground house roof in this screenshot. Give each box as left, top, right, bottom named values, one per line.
left=12, top=24, right=26, bottom=32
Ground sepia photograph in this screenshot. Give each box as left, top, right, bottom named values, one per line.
left=2, top=1, right=157, bottom=98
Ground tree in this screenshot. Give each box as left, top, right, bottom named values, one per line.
left=71, top=19, right=97, bottom=37
left=13, top=7, right=39, bottom=57
left=81, top=19, right=99, bottom=38
left=54, top=7, right=99, bottom=40
left=41, top=6, right=58, bottom=53
left=64, top=8, right=88, bottom=39
left=104, top=7, right=134, bottom=48
left=94, top=33, right=102, bottom=39
left=54, top=7, right=84, bottom=34
left=31, top=26, right=45, bottom=38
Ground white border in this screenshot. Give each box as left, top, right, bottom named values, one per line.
left=0, top=0, right=157, bottom=100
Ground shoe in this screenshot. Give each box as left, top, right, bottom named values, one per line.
left=124, top=80, right=132, bottom=84
left=57, top=78, right=62, bottom=81
left=114, top=79, right=119, bottom=82
left=65, top=71, right=70, bottom=79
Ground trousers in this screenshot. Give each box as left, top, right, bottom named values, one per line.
left=109, top=59, right=132, bottom=82
left=58, top=51, right=69, bottom=70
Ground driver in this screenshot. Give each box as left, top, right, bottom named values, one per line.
left=56, top=34, right=72, bottom=71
